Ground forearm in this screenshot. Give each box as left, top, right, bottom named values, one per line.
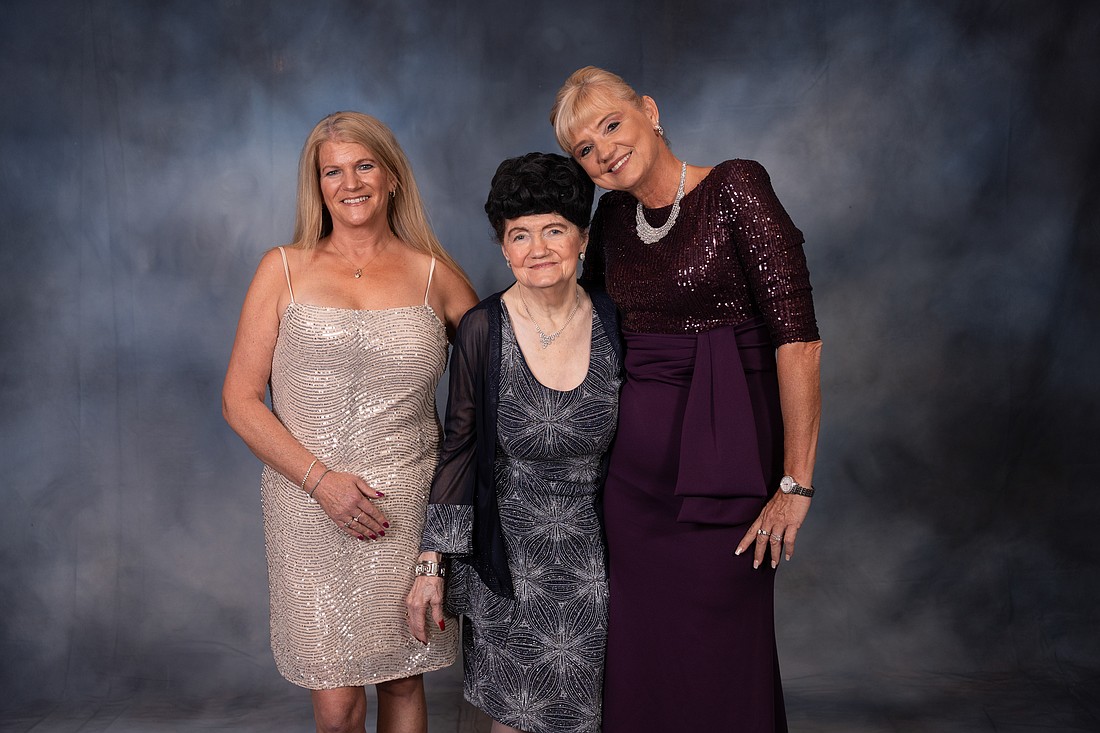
left=776, top=340, right=822, bottom=487
left=223, top=394, right=324, bottom=492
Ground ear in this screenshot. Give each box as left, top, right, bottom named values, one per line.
left=501, top=243, right=510, bottom=266
left=641, top=95, right=660, bottom=125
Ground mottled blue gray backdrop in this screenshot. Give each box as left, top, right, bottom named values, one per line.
left=2, top=0, right=1098, bottom=730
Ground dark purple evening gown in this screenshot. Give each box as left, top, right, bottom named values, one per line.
left=581, top=160, right=820, bottom=732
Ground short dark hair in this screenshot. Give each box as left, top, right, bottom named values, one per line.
left=484, top=152, right=595, bottom=242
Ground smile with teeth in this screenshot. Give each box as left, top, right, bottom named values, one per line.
left=610, top=153, right=630, bottom=173
left=342, top=195, right=370, bottom=204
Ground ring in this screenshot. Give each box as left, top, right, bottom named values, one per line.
left=353, top=513, right=363, bottom=524
left=770, top=535, right=783, bottom=542
left=757, top=529, right=769, bottom=536
left=343, top=518, right=352, bottom=527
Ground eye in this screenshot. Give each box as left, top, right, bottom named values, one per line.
left=607, top=121, right=620, bottom=133
left=578, top=144, right=593, bottom=158
left=358, top=163, right=374, bottom=172
left=323, top=169, right=339, bottom=177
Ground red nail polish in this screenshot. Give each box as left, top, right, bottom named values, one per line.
left=357, top=535, right=366, bottom=541
left=379, top=530, right=386, bottom=537
left=382, top=522, right=390, bottom=528
left=376, top=491, right=386, bottom=497
left=438, top=620, right=446, bottom=631
left=369, top=534, right=377, bottom=540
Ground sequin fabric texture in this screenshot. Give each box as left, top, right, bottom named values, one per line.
left=260, top=300, right=457, bottom=689
left=583, top=159, right=820, bottom=343
left=424, top=304, right=621, bottom=733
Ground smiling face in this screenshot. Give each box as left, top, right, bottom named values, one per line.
left=501, top=213, right=587, bottom=290
left=317, top=139, right=394, bottom=232
left=567, top=95, right=661, bottom=193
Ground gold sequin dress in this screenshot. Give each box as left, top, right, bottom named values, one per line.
left=259, top=247, right=458, bottom=689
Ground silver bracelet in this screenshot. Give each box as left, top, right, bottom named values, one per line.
left=307, top=469, right=331, bottom=502
left=300, top=458, right=318, bottom=493
left=414, top=560, right=446, bottom=578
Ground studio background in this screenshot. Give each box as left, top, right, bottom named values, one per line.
left=2, top=1, right=1097, bottom=730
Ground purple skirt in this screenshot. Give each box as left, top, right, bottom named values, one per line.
left=601, top=317, right=788, bottom=732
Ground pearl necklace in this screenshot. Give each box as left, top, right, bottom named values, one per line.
left=519, top=285, right=582, bottom=349
left=635, top=161, right=687, bottom=244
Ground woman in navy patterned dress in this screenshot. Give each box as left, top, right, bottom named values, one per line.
left=406, top=153, right=622, bottom=733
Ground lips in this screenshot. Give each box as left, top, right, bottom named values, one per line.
left=342, top=195, right=369, bottom=204
left=609, top=152, right=631, bottom=173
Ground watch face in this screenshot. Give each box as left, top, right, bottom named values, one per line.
left=780, top=476, right=795, bottom=493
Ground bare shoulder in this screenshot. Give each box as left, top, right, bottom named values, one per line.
left=427, top=256, right=478, bottom=335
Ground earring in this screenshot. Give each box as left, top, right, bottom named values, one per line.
left=579, top=251, right=586, bottom=262
left=654, top=124, right=665, bottom=137
left=389, top=190, right=395, bottom=198
left=504, top=257, right=512, bottom=268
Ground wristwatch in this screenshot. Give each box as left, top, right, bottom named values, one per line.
left=414, top=559, right=446, bottom=577
left=779, top=475, right=815, bottom=498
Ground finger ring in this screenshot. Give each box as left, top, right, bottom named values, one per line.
left=343, top=518, right=352, bottom=527
left=758, top=529, right=769, bottom=536
left=353, top=513, right=363, bottom=523
left=770, top=535, right=783, bottom=542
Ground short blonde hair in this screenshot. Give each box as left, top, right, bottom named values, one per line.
left=550, top=66, right=644, bottom=154
left=291, top=111, right=470, bottom=287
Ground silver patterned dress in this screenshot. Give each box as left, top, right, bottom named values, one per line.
left=259, top=248, right=458, bottom=688
left=435, top=302, right=620, bottom=732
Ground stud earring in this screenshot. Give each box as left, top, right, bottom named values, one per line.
left=579, top=251, right=586, bottom=262
left=654, top=124, right=665, bottom=137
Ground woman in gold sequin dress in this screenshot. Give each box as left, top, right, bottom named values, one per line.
left=550, top=67, right=823, bottom=732
left=223, top=111, right=477, bottom=733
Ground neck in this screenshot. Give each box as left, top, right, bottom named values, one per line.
left=634, top=152, right=683, bottom=209
left=328, top=225, right=392, bottom=256
left=515, top=281, right=577, bottom=317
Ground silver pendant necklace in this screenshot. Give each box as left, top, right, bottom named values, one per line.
left=519, top=285, right=582, bottom=349
left=635, top=161, right=687, bottom=244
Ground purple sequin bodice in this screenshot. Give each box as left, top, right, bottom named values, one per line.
left=582, top=159, right=819, bottom=344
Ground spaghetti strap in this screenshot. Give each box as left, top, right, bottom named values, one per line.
left=423, top=257, right=437, bottom=305
left=277, top=246, right=295, bottom=304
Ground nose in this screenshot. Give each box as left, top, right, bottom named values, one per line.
left=529, top=233, right=550, bottom=257
left=343, top=169, right=363, bottom=189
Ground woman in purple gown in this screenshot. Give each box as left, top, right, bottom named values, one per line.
left=550, top=66, right=823, bottom=732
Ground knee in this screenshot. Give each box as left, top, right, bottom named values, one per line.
left=312, top=693, right=365, bottom=733
left=376, top=674, right=424, bottom=702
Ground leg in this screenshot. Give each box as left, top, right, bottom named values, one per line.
left=375, top=674, right=427, bottom=733
left=311, top=686, right=368, bottom=733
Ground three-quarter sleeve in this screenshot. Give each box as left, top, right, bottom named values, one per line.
left=724, top=160, right=820, bottom=345
left=419, top=308, right=488, bottom=555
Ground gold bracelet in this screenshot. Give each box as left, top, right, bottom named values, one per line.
left=300, top=458, right=318, bottom=493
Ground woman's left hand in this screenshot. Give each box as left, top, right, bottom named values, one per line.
left=736, top=493, right=812, bottom=569
left=405, top=573, right=446, bottom=644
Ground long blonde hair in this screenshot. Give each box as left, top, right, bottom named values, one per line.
left=291, top=111, right=471, bottom=287
left=550, top=66, right=644, bottom=154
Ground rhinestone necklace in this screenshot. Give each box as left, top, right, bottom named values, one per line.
left=328, top=238, right=388, bottom=279
left=519, top=285, right=582, bottom=349
left=635, top=161, right=687, bottom=244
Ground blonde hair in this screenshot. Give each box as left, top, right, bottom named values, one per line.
left=291, top=111, right=471, bottom=287
left=550, top=66, right=644, bottom=154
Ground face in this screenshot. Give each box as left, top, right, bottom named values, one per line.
left=501, top=213, right=587, bottom=290
left=317, top=140, right=394, bottom=231
left=569, top=95, right=661, bottom=192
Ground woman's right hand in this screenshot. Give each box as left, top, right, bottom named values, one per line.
left=406, top=558, right=446, bottom=644
left=310, top=470, right=390, bottom=540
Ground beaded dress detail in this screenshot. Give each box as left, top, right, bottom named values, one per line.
left=259, top=248, right=457, bottom=688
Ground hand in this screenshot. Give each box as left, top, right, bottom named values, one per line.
left=406, top=573, right=446, bottom=644
left=311, top=470, right=390, bottom=540
left=735, top=492, right=811, bottom=569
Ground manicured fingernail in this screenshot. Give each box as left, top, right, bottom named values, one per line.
left=438, top=620, right=446, bottom=631
left=375, top=491, right=385, bottom=497
left=382, top=522, right=390, bottom=528
left=357, top=535, right=366, bottom=541
left=771, top=561, right=778, bottom=569
left=379, top=530, right=386, bottom=537
left=734, top=548, right=743, bottom=556
left=369, top=534, right=377, bottom=540
left=786, top=554, right=792, bottom=561
left=753, top=561, right=760, bottom=569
